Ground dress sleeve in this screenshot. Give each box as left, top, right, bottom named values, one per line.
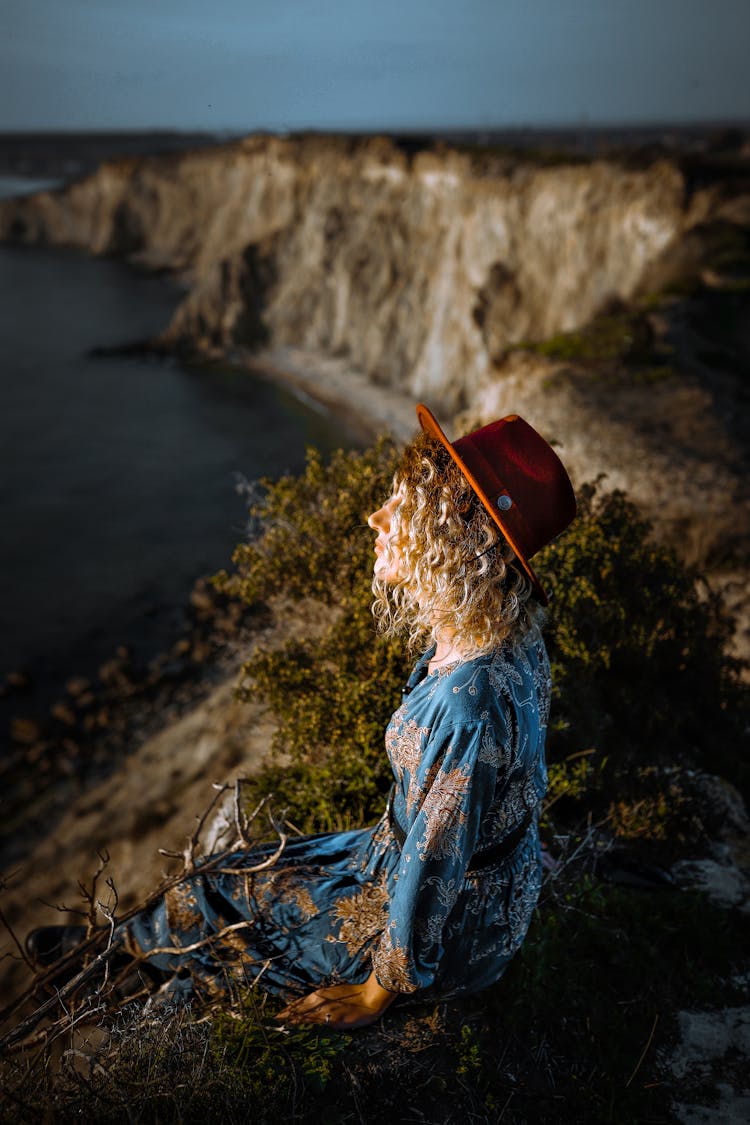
left=371, top=719, right=499, bottom=993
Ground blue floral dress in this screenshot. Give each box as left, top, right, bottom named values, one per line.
left=122, top=634, right=550, bottom=1002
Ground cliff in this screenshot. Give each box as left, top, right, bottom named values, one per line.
left=2, top=134, right=749, bottom=653
left=0, top=135, right=696, bottom=404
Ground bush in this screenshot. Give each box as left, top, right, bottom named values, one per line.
left=213, top=437, right=409, bottom=830
left=214, top=444, right=747, bottom=835
left=538, top=482, right=748, bottom=805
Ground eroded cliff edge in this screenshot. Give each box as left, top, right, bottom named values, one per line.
left=0, top=134, right=702, bottom=401
left=2, top=133, right=748, bottom=653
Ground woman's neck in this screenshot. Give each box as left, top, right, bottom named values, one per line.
left=428, top=637, right=469, bottom=673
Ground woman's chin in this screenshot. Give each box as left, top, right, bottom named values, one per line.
left=373, top=565, right=396, bottom=585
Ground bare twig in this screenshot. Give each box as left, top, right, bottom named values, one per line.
left=0, top=943, right=122, bottom=1050
left=184, top=784, right=232, bottom=872
left=234, top=779, right=252, bottom=846
left=136, top=920, right=254, bottom=959
left=211, top=830, right=288, bottom=875
left=626, top=1013, right=659, bottom=1087
left=76, top=850, right=110, bottom=935
left=96, top=876, right=120, bottom=990
left=36, top=897, right=89, bottom=917
left=43, top=997, right=108, bottom=1052
left=251, top=958, right=273, bottom=989
left=0, top=783, right=289, bottom=1050
left=235, top=792, right=275, bottom=846
left=0, top=903, right=35, bottom=972
left=541, top=816, right=613, bottom=886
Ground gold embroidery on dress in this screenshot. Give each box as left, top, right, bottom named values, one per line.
left=255, top=866, right=316, bottom=921
left=216, top=927, right=257, bottom=964
left=365, top=813, right=396, bottom=856
left=417, top=764, right=471, bottom=861
left=327, top=873, right=390, bottom=955
left=386, top=717, right=429, bottom=783
left=387, top=716, right=441, bottom=819
left=406, top=759, right=440, bottom=819
left=164, top=883, right=203, bottom=932
left=371, top=927, right=417, bottom=993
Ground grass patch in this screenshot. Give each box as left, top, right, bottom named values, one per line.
left=517, top=307, right=677, bottom=385
left=4, top=878, right=746, bottom=1123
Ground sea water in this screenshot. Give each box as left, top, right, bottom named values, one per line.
left=0, top=183, right=362, bottom=715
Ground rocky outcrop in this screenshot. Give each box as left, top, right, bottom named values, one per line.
left=2, top=135, right=748, bottom=644
left=0, top=135, right=695, bottom=410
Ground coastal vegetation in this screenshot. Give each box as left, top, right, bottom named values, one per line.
left=3, top=438, right=747, bottom=1122
left=518, top=304, right=675, bottom=385
left=216, top=440, right=747, bottom=831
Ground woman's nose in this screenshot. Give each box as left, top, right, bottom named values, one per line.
left=368, top=506, right=388, bottom=531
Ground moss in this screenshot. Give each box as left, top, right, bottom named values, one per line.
left=212, top=1007, right=353, bottom=1095
left=518, top=309, right=672, bottom=384
left=523, top=311, right=648, bottom=362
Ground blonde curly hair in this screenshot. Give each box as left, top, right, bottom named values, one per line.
left=371, top=432, right=544, bottom=657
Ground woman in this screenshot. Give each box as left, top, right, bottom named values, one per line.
left=26, top=403, right=576, bottom=1030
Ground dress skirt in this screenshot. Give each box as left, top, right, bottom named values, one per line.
left=121, top=636, right=551, bottom=1003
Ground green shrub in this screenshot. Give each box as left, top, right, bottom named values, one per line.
left=213, top=437, right=409, bottom=830
left=519, top=309, right=657, bottom=368
left=538, top=482, right=747, bottom=804
left=213, top=437, right=400, bottom=606
left=214, top=444, right=747, bottom=836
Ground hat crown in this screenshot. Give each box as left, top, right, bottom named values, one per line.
left=416, top=403, right=576, bottom=604
left=453, top=415, right=576, bottom=559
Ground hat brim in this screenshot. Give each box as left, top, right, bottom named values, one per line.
left=416, top=402, right=549, bottom=605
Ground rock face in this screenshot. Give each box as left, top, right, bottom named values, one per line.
left=2, top=134, right=748, bottom=648
left=0, top=135, right=691, bottom=410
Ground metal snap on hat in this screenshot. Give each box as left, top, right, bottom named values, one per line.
left=416, top=403, right=576, bottom=605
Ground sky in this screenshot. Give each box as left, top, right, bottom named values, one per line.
left=1, top=0, right=749, bottom=134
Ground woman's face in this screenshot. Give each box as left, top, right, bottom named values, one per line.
left=367, top=488, right=405, bottom=584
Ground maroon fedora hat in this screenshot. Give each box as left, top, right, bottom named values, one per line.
left=416, top=403, right=576, bottom=605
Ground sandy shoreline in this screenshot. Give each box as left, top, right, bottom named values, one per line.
left=239, top=346, right=423, bottom=446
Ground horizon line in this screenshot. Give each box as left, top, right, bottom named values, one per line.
left=0, top=117, right=749, bottom=139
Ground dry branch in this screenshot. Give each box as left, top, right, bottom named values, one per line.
left=0, top=782, right=288, bottom=1052
left=134, top=920, right=254, bottom=959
